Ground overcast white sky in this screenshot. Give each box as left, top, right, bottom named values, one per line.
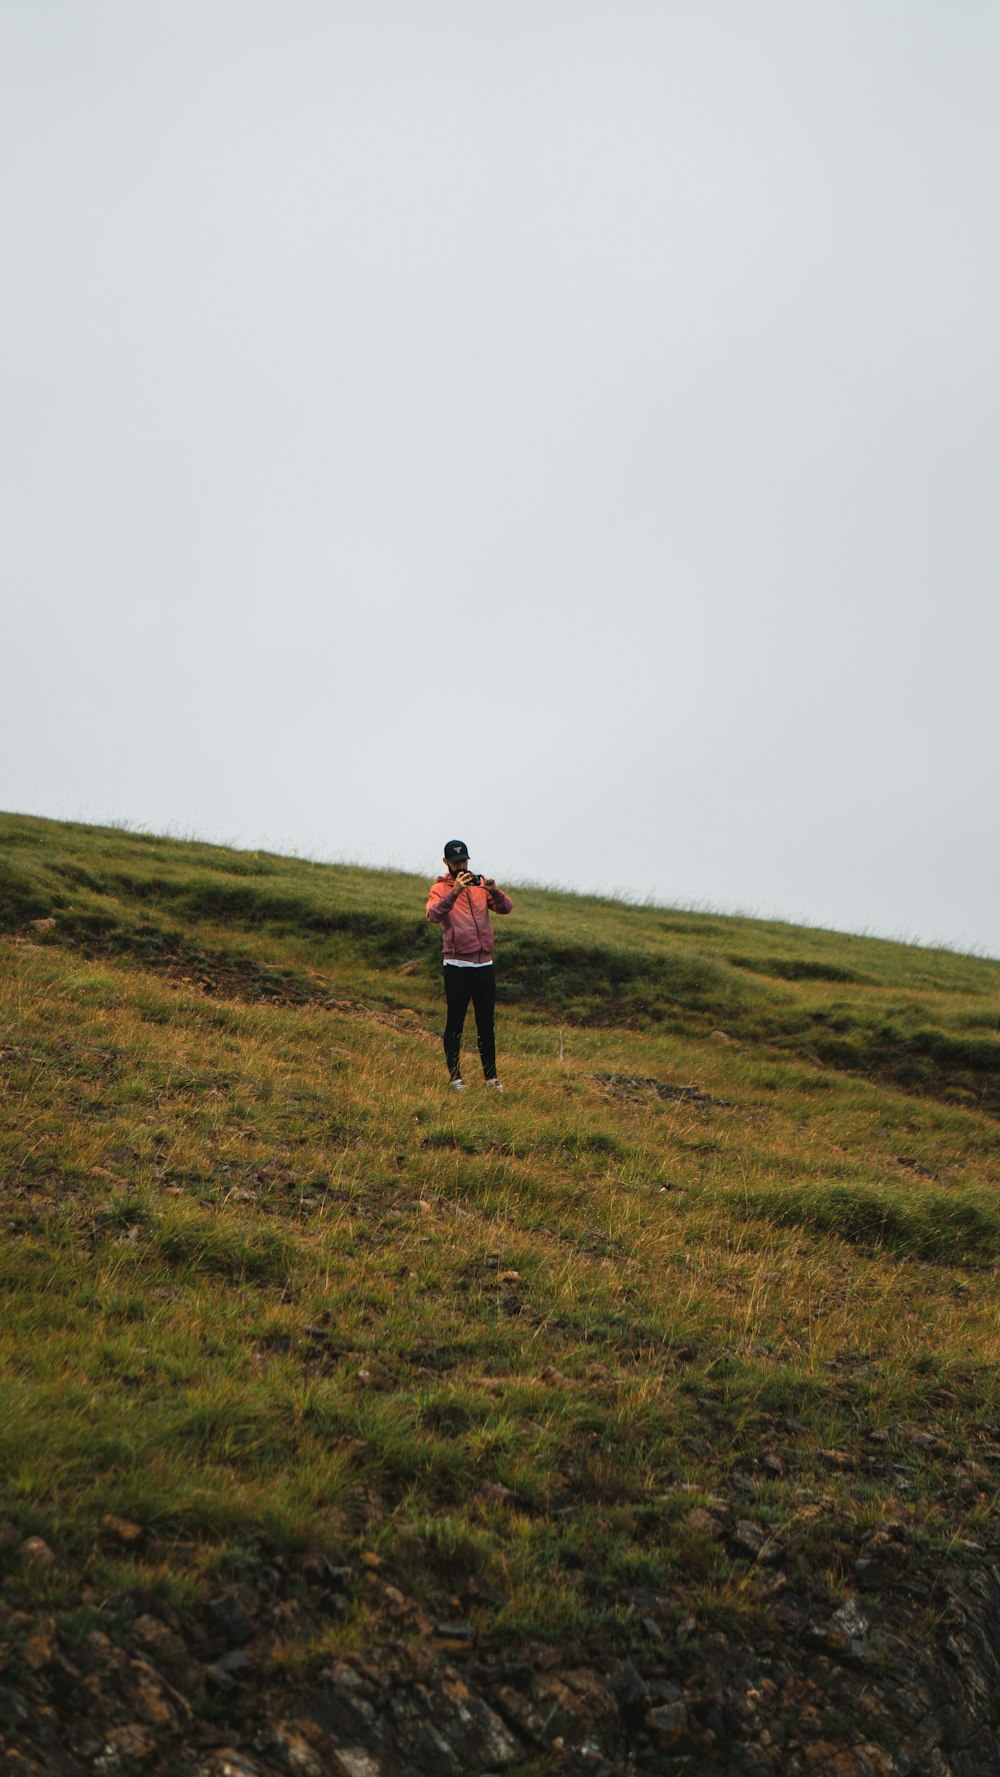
left=3, top=4, right=998, bottom=955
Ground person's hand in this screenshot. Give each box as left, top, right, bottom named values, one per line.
left=482, top=878, right=497, bottom=893
left=452, top=870, right=475, bottom=892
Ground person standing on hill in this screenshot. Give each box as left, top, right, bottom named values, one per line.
left=425, top=840, right=514, bottom=1092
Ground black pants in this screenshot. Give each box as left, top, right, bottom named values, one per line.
left=443, top=964, right=497, bottom=1081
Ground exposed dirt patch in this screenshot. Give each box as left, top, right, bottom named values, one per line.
left=7, top=926, right=426, bottom=1036
left=592, top=1072, right=731, bottom=1109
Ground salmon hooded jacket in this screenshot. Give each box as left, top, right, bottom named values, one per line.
left=425, top=876, right=514, bottom=964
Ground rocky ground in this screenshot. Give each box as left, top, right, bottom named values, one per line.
left=3, top=1519, right=999, bottom=1776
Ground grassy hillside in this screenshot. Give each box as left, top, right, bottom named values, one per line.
left=2, top=811, right=1000, bottom=1772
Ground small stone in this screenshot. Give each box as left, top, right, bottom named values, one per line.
left=207, top=1650, right=253, bottom=1690
left=817, top=1448, right=854, bottom=1470
left=132, top=1673, right=176, bottom=1726
left=479, top=1481, right=516, bottom=1508
left=830, top=1599, right=869, bottom=1640
left=327, top=1750, right=386, bottom=1777
left=687, top=1507, right=724, bottom=1539
left=495, top=1683, right=549, bottom=1743
left=22, top=1620, right=57, bottom=1670
left=864, top=1529, right=909, bottom=1565
left=19, top=1536, right=57, bottom=1566
left=215, top=1649, right=253, bottom=1676
left=272, top=1723, right=327, bottom=1777
left=99, top=1514, right=144, bottom=1548
left=132, top=1614, right=185, bottom=1658
left=646, top=1700, right=689, bottom=1750
left=105, top=1724, right=157, bottom=1761
left=824, top=1627, right=853, bottom=1655
left=614, top=1660, right=649, bottom=1708
left=732, top=1519, right=769, bottom=1558
left=198, top=1753, right=263, bottom=1777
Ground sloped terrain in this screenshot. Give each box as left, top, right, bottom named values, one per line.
left=1, top=812, right=1000, bottom=1775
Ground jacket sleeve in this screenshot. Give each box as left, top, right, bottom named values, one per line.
left=426, top=883, right=457, bottom=924
left=487, top=888, right=513, bottom=915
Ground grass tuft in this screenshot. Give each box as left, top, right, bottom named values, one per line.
left=744, top=1180, right=1000, bottom=1265
left=155, top=1213, right=292, bottom=1283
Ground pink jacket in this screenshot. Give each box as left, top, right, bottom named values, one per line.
left=425, top=875, right=514, bottom=963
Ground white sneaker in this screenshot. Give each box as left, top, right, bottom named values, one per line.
left=449, top=1078, right=466, bottom=1091
left=484, top=1078, right=504, bottom=1091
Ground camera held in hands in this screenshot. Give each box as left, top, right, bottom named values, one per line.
left=459, top=871, right=484, bottom=889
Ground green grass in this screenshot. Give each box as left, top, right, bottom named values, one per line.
left=1, top=809, right=1000, bottom=1665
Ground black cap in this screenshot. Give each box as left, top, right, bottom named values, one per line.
left=443, top=839, right=470, bottom=862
